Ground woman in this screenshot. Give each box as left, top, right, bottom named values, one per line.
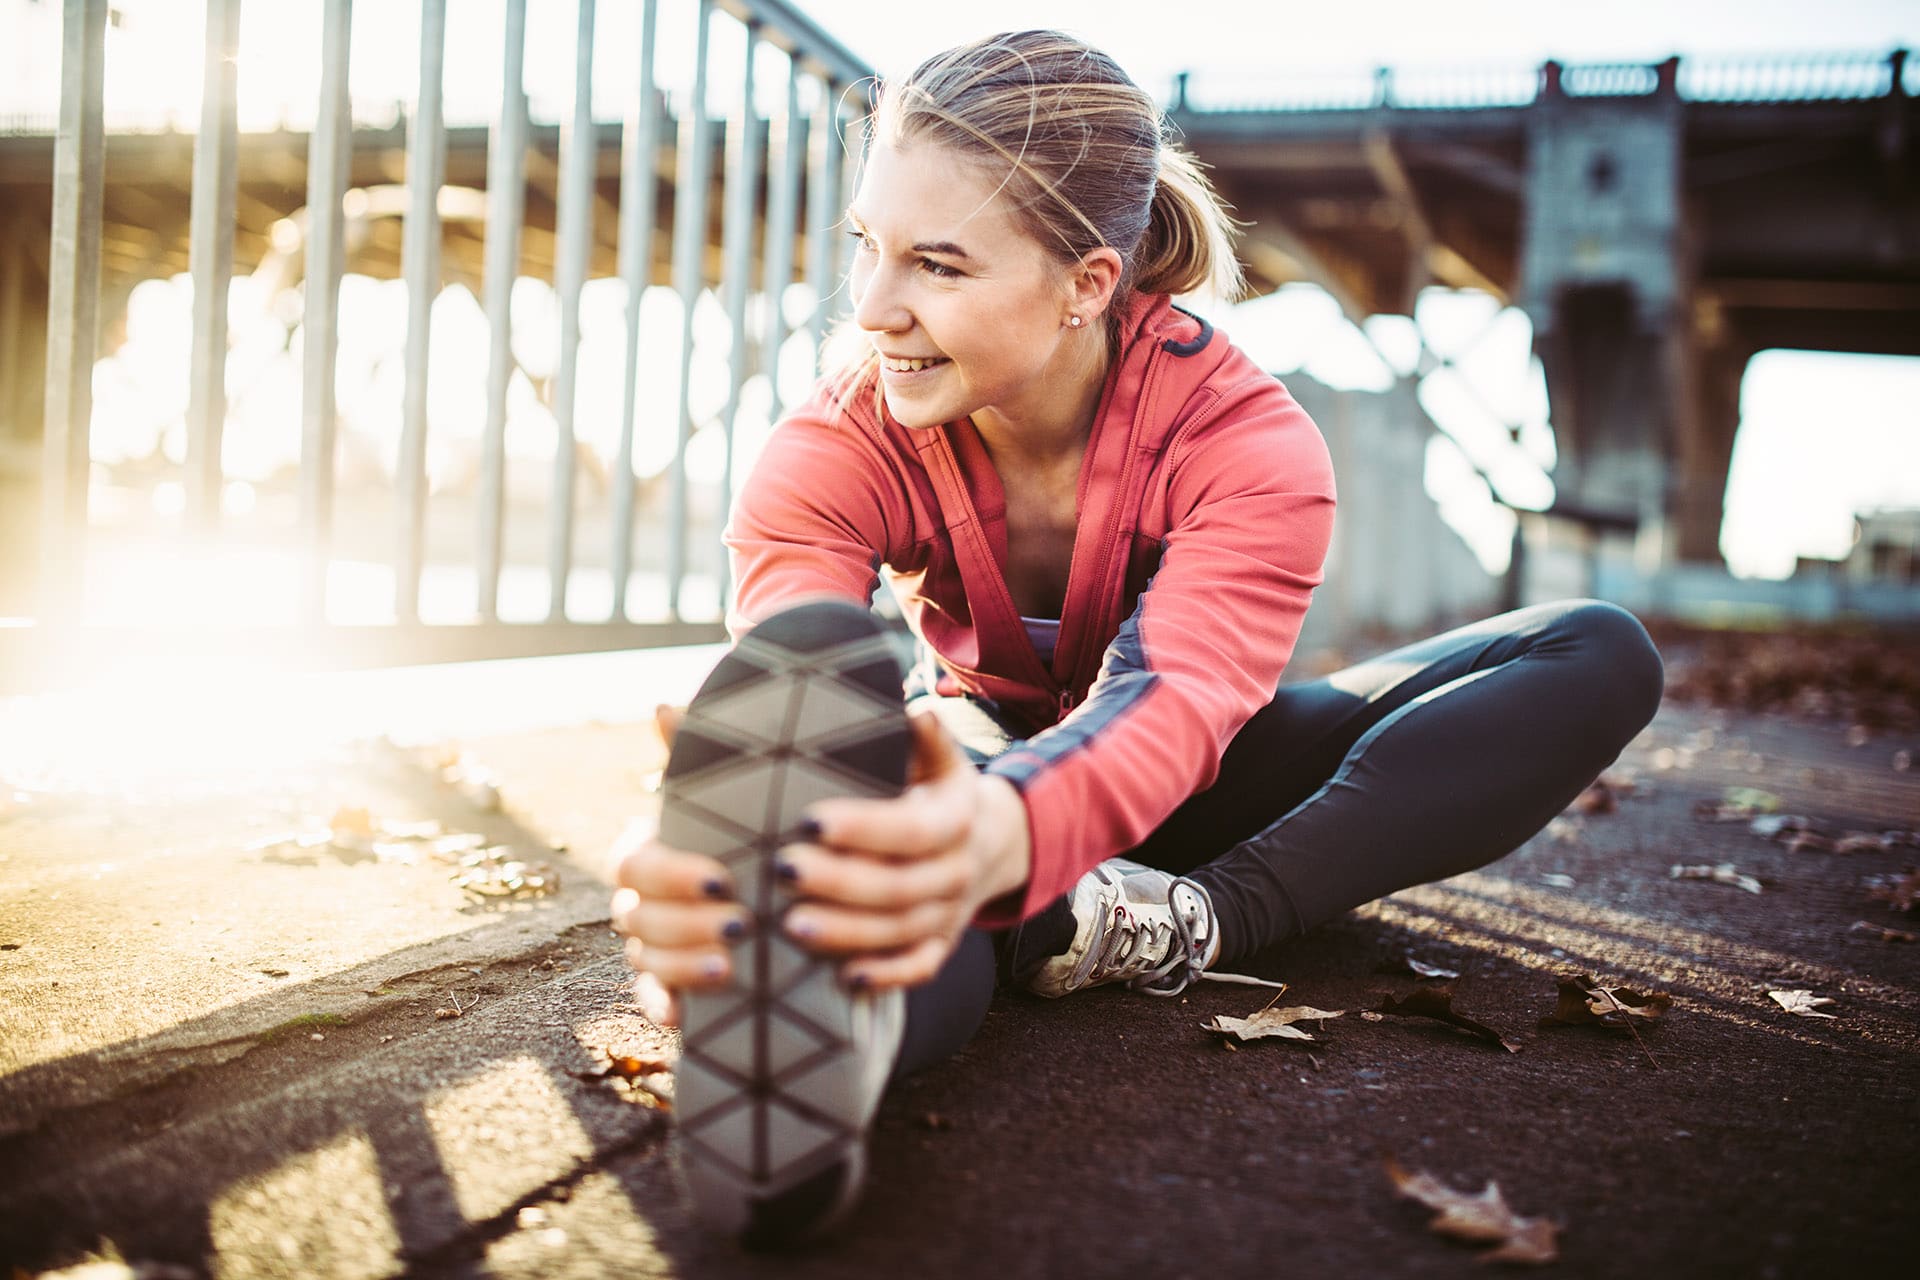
left=607, top=30, right=1664, bottom=1248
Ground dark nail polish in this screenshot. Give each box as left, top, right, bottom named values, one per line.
left=702, top=878, right=730, bottom=900
left=847, top=973, right=871, bottom=992
left=774, top=858, right=800, bottom=883
left=722, top=917, right=749, bottom=941
left=796, top=817, right=823, bottom=841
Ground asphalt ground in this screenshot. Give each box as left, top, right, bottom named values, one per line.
left=2, top=630, right=1916, bottom=1279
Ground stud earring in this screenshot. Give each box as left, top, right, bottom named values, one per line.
left=1068, top=315, right=1084, bottom=328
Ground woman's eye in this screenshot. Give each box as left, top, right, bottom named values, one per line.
left=920, top=258, right=960, bottom=279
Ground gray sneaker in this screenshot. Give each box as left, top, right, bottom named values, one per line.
left=662, top=599, right=911, bottom=1248
left=1026, top=858, right=1221, bottom=997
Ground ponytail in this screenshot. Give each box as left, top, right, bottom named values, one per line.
left=1133, top=145, right=1245, bottom=303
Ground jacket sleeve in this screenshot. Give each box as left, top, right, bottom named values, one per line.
left=978, top=375, right=1336, bottom=924
left=724, top=391, right=907, bottom=639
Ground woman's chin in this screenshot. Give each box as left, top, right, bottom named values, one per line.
left=879, top=391, right=954, bottom=431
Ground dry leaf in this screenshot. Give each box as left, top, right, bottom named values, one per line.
left=1768, top=989, right=1837, bottom=1018
left=1781, top=832, right=1835, bottom=854
left=1539, top=872, right=1576, bottom=889
left=1385, top=1159, right=1559, bottom=1264
left=606, top=1053, right=671, bottom=1080
left=1374, top=987, right=1519, bottom=1052
left=1866, top=870, right=1920, bottom=912
left=1202, top=1005, right=1346, bottom=1043
left=1670, top=862, right=1763, bottom=894
left=1540, top=974, right=1672, bottom=1030
left=1833, top=832, right=1894, bottom=854
left=1570, top=781, right=1616, bottom=815
left=1848, top=920, right=1919, bottom=943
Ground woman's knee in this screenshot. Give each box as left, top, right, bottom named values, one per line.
left=1556, top=599, right=1666, bottom=728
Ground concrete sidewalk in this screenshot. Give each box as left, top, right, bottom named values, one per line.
left=2, top=640, right=1917, bottom=1278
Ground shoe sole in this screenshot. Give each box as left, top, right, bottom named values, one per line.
left=662, top=600, right=910, bottom=1247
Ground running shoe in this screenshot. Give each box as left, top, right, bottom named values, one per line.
left=662, top=599, right=912, bottom=1248
left=1025, top=857, right=1281, bottom=998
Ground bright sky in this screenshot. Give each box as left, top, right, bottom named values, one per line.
left=7, top=0, right=1919, bottom=581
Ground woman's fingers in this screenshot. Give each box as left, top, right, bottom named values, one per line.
left=783, top=894, right=964, bottom=956
left=840, top=936, right=952, bottom=992
left=619, top=894, right=754, bottom=948
left=630, top=969, right=680, bottom=1026
left=806, top=711, right=976, bottom=857
left=608, top=827, right=736, bottom=902
left=624, top=935, right=732, bottom=990
left=776, top=841, right=971, bottom=908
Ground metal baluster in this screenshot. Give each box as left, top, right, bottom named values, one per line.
left=611, top=0, right=661, bottom=622
left=803, top=79, right=844, bottom=357
left=476, top=0, right=527, bottom=622
left=300, top=0, right=353, bottom=623
left=714, top=23, right=760, bottom=610
left=667, top=0, right=715, bottom=619
left=759, top=57, right=803, bottom=424
left=40, top=0, right=108, bottom=621
left=396, top=0, right=447, bottom=622
left=185, top=0, right=240, bottom=534
left=547, top=0, right=596, bottom=622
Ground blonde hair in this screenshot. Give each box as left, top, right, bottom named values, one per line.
left=823, top=29, right=1244, bottom=408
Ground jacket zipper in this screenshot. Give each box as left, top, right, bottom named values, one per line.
left=1060, top=342, right=1163, bottom=699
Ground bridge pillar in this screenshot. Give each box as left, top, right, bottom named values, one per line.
left=0, top=233, right=49, bottom=617
left=1522, top=60, right=1715, bottom=563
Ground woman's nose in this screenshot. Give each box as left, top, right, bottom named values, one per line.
left=852, top=260, right=910, bottom=334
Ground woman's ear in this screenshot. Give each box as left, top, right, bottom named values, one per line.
left=1072, top=246, right=1125, bottom=319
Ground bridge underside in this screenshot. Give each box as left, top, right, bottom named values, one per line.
left=1178, top=88, right=1919, bottom=566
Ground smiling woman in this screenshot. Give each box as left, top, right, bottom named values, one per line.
left=605, top=27, right=1666, bottom=1250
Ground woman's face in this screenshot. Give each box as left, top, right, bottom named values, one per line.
left=847, top=138, right=1083, bottom=432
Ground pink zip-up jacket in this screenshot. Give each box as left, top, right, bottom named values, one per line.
left=725, top=293, right=1337, bottom=925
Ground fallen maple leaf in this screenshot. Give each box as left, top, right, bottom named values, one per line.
left=1202, top=1005, right=1346, bottom=1043
left=1539, top=974, right=1672, bottom=1030
left=1768, top=989, right=1837, bottom=1019
left=1385, top=1159, right=1559, bottom=1264
left=1866, top=869, right=1920, bottom=911
left=1374, top=987, right=1519, bottom=1053
left=1848, top=920, right=1919, bottom=943
left=1670, top=862, right=1763, bottom=894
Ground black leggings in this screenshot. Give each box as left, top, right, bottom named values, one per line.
left=890, top=599, right=1666, bottom=1079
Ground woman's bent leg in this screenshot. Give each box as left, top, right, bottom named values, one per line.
left=1153, top=600, right=1664, bottom=964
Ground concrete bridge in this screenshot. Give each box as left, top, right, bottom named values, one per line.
left=1167, top=50, right=1918, bottom=563
left=3, top=20, right=1915, bottom=677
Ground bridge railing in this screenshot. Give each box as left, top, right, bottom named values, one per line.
left=17, top=0, right=873, bottom=688
left=1173, top=49, right=1911, bottom=113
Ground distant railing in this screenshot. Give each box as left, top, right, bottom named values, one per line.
left=1171, top=49, right=1911, bottom=113
left=19, top=0, right=875, bottom=685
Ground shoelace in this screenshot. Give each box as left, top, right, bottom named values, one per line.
left=1086, top=879, right=1288, bottom=997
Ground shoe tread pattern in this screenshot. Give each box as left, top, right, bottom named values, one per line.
left=663, top=602, right=908, bottom=1235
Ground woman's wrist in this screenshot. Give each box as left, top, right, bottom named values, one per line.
left=975, top=774, right=1034, bottom=905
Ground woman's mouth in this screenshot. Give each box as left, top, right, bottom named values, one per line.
left=881, top=355, right=949, bottom=373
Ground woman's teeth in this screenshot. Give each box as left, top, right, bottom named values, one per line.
left=884, top=356, right=947, bottom=372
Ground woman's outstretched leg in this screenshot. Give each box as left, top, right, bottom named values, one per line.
left=1152, top=600, right=1665, bottom=964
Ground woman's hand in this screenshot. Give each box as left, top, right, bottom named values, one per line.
left=774, top=709, right=1032, bottom=991
left=608, top=704, right=1034, bottom=1022
left=606, top=706, right=751, bottom=1027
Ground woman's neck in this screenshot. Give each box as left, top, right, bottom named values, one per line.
left=970, top=332, right=1112, bottom=470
